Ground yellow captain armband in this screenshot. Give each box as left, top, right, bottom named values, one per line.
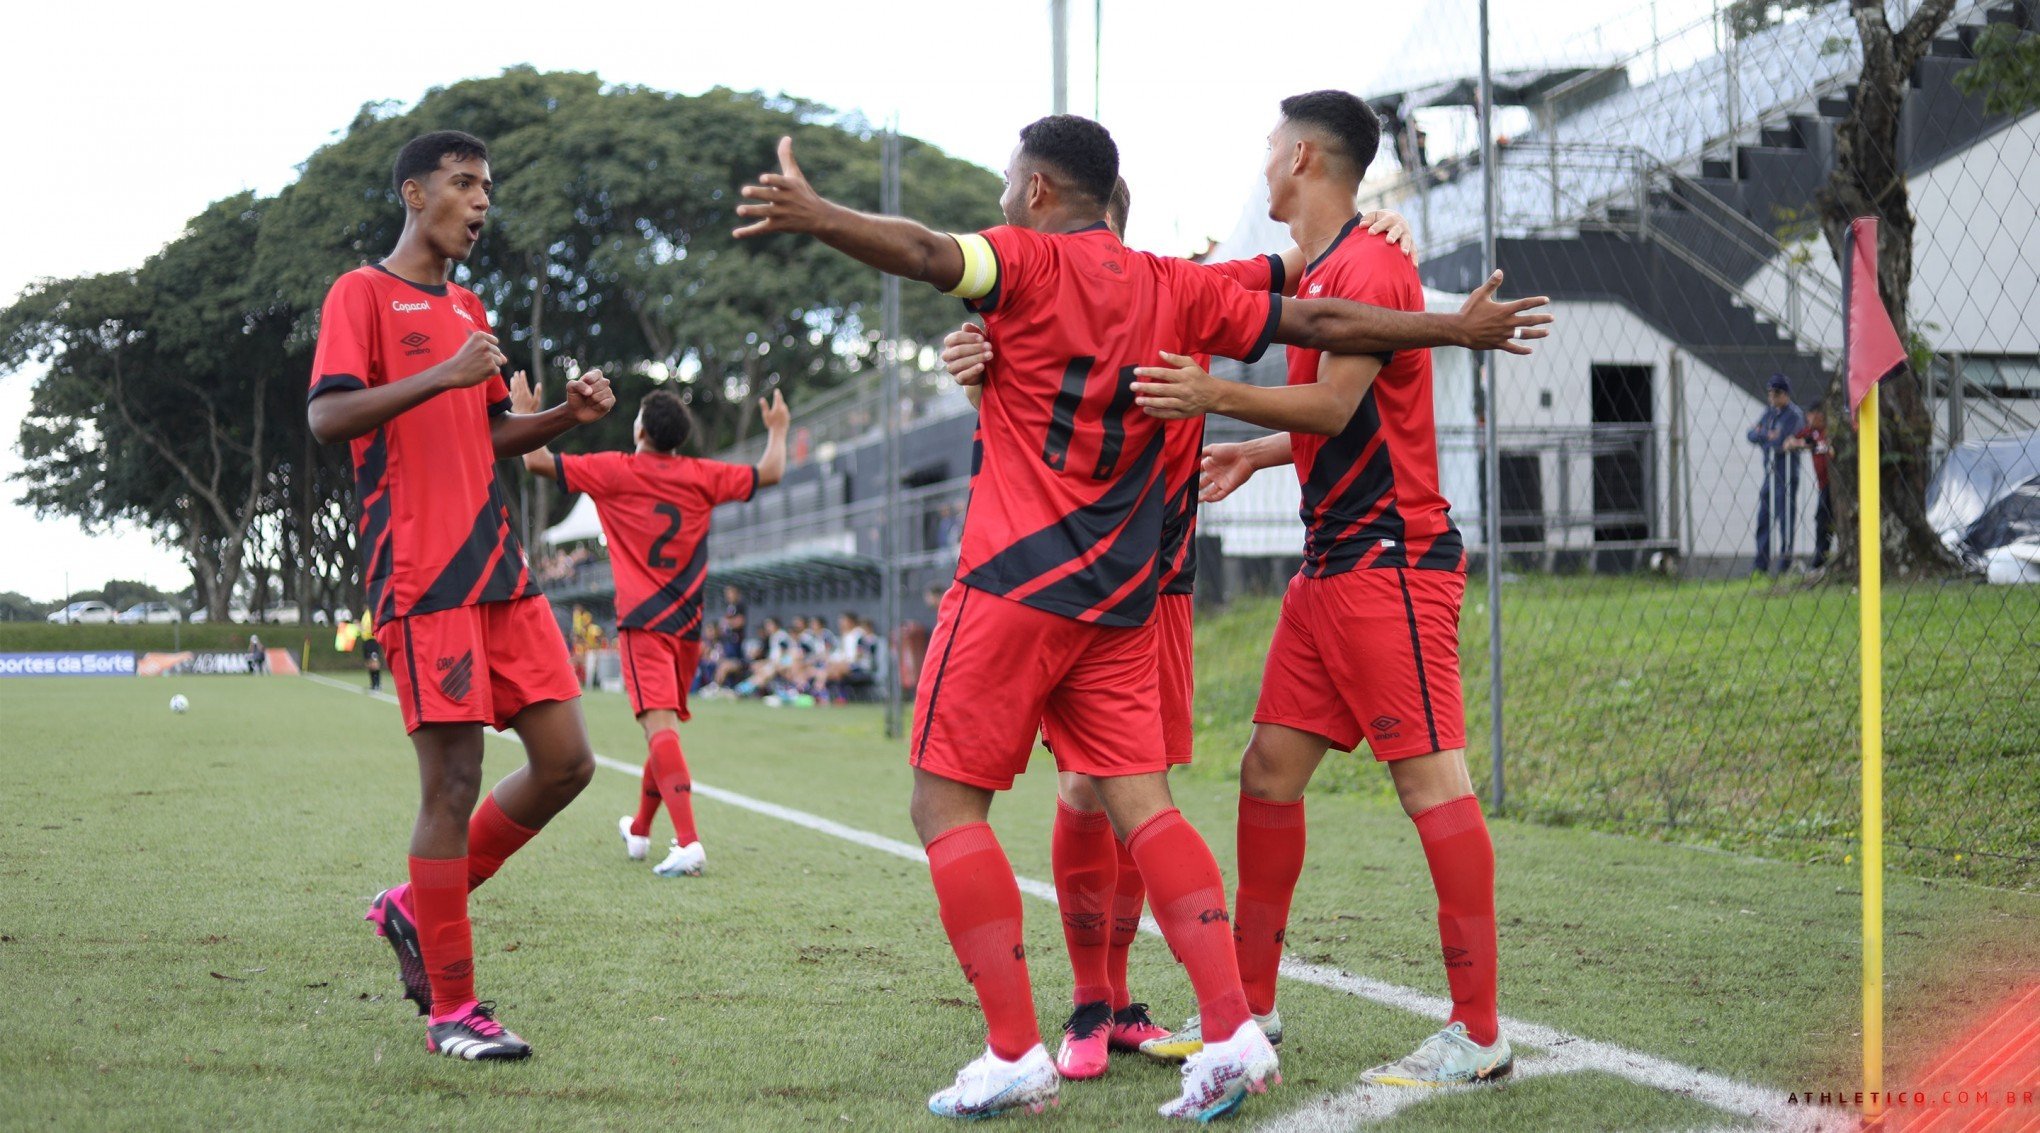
left=944, top=233, right=999, bottom=300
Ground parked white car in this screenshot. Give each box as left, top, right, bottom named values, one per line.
left=188, top=605, right=252, bottom=624
left=47, top=601, right=117, bottom=624
left=117, top=602, right=183, bottom=624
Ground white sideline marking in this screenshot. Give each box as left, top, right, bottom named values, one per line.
left=302, top=673, right=1850, bottom=1131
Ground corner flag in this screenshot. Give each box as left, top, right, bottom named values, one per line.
left=1843, top=215, right=1906, bottom=1116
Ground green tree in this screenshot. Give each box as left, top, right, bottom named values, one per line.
left=1955, top=23, right=2040, bottom=115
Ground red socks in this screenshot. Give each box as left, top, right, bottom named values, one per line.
left=630, top=759, right=661, bottom=838
left=1234, top=794, right=1307, bottom=1016
left=646, top=729, right=698, bottom=846
left=465, top=794, right=539, bottom=891
left=1412, top=794, right=1499, bottom=1046
left=408, top=855, right=475, bottom=1018
left=926, top=823, right=1039, bottom=1061
left=1126, top=808, right=1249, bottom=1041
left=1050, top=800, right=1117, bottom=1006
left=1105, top=835, right=1145, bottom=1011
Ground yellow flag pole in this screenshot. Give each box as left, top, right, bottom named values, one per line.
left=1858, top=383, right=1884, bottom=1116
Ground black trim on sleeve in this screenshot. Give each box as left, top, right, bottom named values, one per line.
left=553, top=453, right=570, bottom=492
left=307, top=374, right=367, bottom=404
left=1263, top=253, right=1286, bottom=296
left=1242, top=294, right=1283, bottom=365
left=961, top=239, right=1005, bottom=316
left=488, top=395, right=512, bottom=416
left=744, top=465, right=760, bottom=502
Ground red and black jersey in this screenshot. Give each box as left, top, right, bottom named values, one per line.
left=1164, top=253, right=1287, bottom=595
left=308, top=265, right=533, bottom=623
left=959, top=225, right=1281, bottom=626
left=1288, top=218, right=1463, bottom=576
left=555, top=451, right=757, bottom=639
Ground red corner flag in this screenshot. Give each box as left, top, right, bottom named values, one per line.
left=1844, top=217, right=1909, bottom=412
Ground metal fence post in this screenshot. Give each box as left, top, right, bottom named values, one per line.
left=1480, top=0, right=1505, bottom=812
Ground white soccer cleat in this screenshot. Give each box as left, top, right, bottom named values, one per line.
left=652, top=840, right=705, bottom=877
left=1158, top=1020, right=1280, bottom=1121
left=1360, top=1021, right=1514, bottom=1087
left=618, top=816, right=649, bottom=861
left=1140, top=1006, right=1283, bottom=1062
left=926, top=1044, right=1060, bottom=1119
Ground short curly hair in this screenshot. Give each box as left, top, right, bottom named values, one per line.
left=1017, top=115, right=1118, bottom=206
left=1278, top=90, right=1382, bottom=178
left=639, top=389, right=695, bottom=453
left=392, top=130, right=489, bottom=202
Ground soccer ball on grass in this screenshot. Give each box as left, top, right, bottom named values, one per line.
left=169, top=694, right=190, bottom=714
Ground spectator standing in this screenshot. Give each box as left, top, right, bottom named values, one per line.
left=1746, top=375, right=1807, bottom=574
left=247, top=634, right=267, bottom=675
left=1785, top=407, right=1833, bottom=569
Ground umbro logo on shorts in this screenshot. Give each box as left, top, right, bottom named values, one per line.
left=1370, top=714, right=1402, bottom=737
left=437, top=651, right=475, bottom=703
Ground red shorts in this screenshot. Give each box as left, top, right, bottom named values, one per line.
left=380, top=595, right=581, bottom=734
left=619, top=628, right=702, bottom=719
left=1155, top=592, right=1195, bottom=765
left=912, top=583, right=1167, bottom=791
left=1254, top=568, right=1466, bottom=759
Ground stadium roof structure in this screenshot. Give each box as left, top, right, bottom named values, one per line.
left=1366, top=67, right=1608, bottom=117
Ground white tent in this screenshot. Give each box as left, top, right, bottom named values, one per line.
left=543, top=494, right=604, bottom=545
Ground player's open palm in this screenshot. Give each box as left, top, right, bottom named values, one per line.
left=1459, top=270, right=1553, bottom=355
left=565, top=369, right=615, bottom=423
left=941, top=323, right=991, bottom=386
left=734, top=137, right=827, bottom=238
left=508, top=370, right=541, bottom=415
left=447, top=331, right=507, bottom=389
left=759, top=388, right=790, bottom=430
left=1199, top=442, right=1256, bottom=503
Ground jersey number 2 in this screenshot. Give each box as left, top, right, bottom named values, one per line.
left=1042, top=356, right=1140, bottom=481
left=648, top=503, right=684, bottom=569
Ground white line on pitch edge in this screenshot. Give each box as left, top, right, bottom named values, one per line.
left=301, top=673, right=1850, bottom=1131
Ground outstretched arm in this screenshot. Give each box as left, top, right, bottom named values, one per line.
left=1136, top=350, right=1384, bottom=435
left=491, top=370, right=615, bottom=460
left=734, top=136, right=966, bottom=291
left=1277, top=270, right=1551, bottom=355
left=755, top=390, right=790, bottom=488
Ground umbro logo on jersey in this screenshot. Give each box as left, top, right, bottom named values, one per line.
left=400, top=331, right=432, bottom=356
left=391, top=300, right=431, bottom=313
left=437, top=651, right=475, bottom=702
left=1103, top=259, right=1123, bottom=274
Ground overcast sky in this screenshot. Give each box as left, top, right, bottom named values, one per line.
left=0, top=0, right=1684, bottom=602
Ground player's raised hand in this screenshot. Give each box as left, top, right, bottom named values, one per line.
left=508, top=369, right=541, bottom=414
left=1362, top=209, right=1418, bottom=262
left=941, top=323, right=991, bottom=387
left=1132, top=352, right=1222, bottom=419
left=758, top=388, right=790, bottom=431
left=445, top=331, right=507, bottom=389
left=1199, top=442, right=1256, bottom=503
left=564, top=369, right=616, bottom=423
left=1456, top=270, right=1552, bottom=355
left=733, top=136, right=828, bottom=239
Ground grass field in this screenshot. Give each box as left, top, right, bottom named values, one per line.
left=4, top=666, right=2037, bottom=1130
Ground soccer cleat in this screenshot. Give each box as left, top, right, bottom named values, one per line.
left=1158, top=1020, right=1280, bottom=1121
left=1140, top=1006, right=1283, bottom=1063
left=652, top=840, right=705, bottom=878
left=618, top=815, right=650, bottom=861
left=425, top=1000, right=532, bottom=1061
left=926, top=1043, right=1060, bottom=1119
left=1055, top=999, right=1113, bottom=1079
left=364, top=886, right=430, bottom=1015
left=1360, top=1021, right=1513, bottom=1087
left=1110, top=1002, right=1172, bottom=1051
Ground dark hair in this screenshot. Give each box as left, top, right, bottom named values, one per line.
left=392, top=130, right=490, bottom=201
left=1278, top=91, right=1381, bottom=178
left=640, top=389, right=694, bottom=452
left=1016, top=115, right=1118, bottom=205
left=1106, top=176, right=1132, bottom=235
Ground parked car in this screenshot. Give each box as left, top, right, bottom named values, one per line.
left=188, top=605, right=252, bottom=624
left=262, top=604, right=300, bottom=625
left=47, top=601, right=117, bottom=624
left=117, top=602, right=183, bottom=624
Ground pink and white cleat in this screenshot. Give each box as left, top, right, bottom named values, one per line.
left=364, top=885, right=430, bottom=1015
left=1109, top=1001, right=1173, bottom=1051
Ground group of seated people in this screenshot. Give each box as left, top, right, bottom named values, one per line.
left=695, top=611, right=879, bottom=705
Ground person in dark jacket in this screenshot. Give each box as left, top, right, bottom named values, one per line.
left=1747, top=374, right=1807, bottom=574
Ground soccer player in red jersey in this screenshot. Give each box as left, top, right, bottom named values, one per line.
left=1134, top=91, right=1519, bottom=1086
left=734, top=117, right=1545, bottom=1120
left=512, top=379, right=790, bottom=878
left=938, top=191, right=1419, bottom=1080
left=307, top=131, right=617, bottom=1061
